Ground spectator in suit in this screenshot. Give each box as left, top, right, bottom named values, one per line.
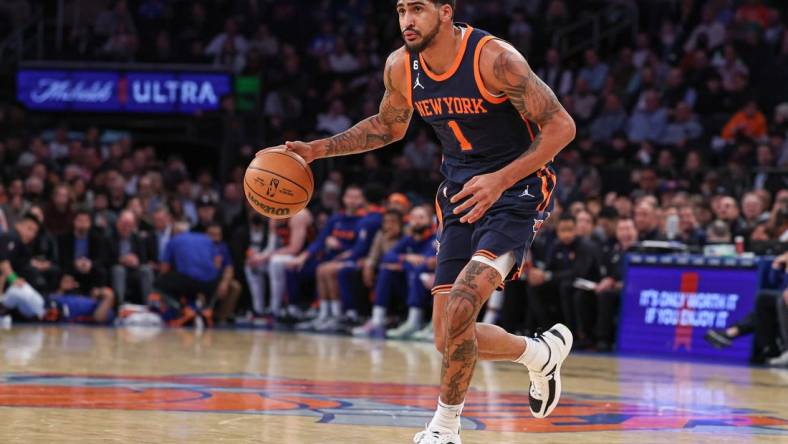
left=151, top=206, right=173, bottom=265
left=57, top=209, right=110, bottom=294
left=634, top=200, right=665, bottom=241
left=594, top=217, right=639, bottom=351
left=528, top=215, right=602, bottom=348
left=110, top=210, right=154, bottom=305
left=26, top=205, right=60, bottom=293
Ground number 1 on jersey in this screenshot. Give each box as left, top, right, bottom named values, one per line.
left=447, top=120, right=473, bottom=151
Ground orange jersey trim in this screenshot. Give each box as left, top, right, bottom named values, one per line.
left=419, top=25, right=474, bottom=82
left=431, top=284, right=453, bottom=295
left=434, top=196, right=444, bottom=233
left=474, top=250, right=498, bottom=261
left=404, top=51, right=413, bottom=108
left=536, top=168, right=556, bottom=212
left=473, top=36, right=508, bottom=104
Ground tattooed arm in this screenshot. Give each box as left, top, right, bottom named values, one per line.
left=277, top=49, right=413, bottom=163
left=482, top=40, right=576, bottom=186
left=450, top=40, right=575, bottom=224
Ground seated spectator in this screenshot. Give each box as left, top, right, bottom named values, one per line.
left=0, top=214, right=46, bottom=321
left=403, top=129, right=438, bottom=172
left=537, top=48, right=573, bottom=97
left=527, top=215, right=602, bottom=348
left=716, top=195, right=747, bottom=237
left=677, top=205, right=707, bottom=247
left=304, top=185, right=381, bottom=332
left=706, top=219, right=733, bottom=244
left=594, top=217, right=639, bottom=351
left=660, top=102, right=704, bottom=147
left=684, top=6, right=726, bottom=52
left=589, top=94, right=628, bottom=143
left=57, top=209, right=110, bottom=294
left=333, top=185, right=387, bottom=328
left=205, top=18, right=248, bottom=72
left=628, top=90, right=668, bottom=143
left=26, top=206, right=60, bottom=293
left=578, top=49, right=609, bottom=93
left=721, top=100, right=768, bottom=142
left=741, top=191, right=770, bottom=234
left=151, top=206, right=173, bottom=264
left=633, top=200, right=665, bottom=241
left=110, top=210, right=154, bottom=305
left=353, top=205, right=437, bottom=338
left=244, top=208, right=313, bottom=320
left=43, top=184, right=74, bottom=237
left=360, top=208, right=405, bottom=294
left=570, top=78, right=598, bottom=124
left=193, top=194, right=219, bottom=233
left=316, top=100, right=352, bottom=135
left=206, top=223, right=241, bottom=326
left=290, top=186, right=365, bottom=329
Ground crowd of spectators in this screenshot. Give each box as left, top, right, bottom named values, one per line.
left=0, top=0, right=786, bottom=361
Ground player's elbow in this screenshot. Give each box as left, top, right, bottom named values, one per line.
left=390, top=126, right=407, bottom=142
left=558, top=112, right=576, bottom=146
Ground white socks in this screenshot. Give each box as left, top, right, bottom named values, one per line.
left=428, top=398, right=464, bottom=434
left=371, top=306, right=386, bottom=326
left=329, top=300, right=342, bottom=318
left=405, top=307, right=423, bottom=327
left=318, top=300, right=329, bottom=320
left=514, top=336, right=550, bottom=369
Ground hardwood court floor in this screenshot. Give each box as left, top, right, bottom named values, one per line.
left=0, top=325, right=786, bottom=443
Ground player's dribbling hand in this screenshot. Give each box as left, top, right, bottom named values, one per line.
left=284, top=141, right=319, bottom=164
left=450, top=173, right=506, bottom=224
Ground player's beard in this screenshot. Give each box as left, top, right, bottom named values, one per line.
left=403, top=16, right=441, bottom=53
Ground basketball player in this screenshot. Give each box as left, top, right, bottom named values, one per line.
left=262, top=1, right=576, bottom=442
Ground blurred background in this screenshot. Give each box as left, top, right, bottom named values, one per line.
left=0, top=0, right=786, bottom=365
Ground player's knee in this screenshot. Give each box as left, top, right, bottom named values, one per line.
left=446, top=290, right=479, bottom=338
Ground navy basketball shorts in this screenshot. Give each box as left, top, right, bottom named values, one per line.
left=432, top=174, right=555, bottom=295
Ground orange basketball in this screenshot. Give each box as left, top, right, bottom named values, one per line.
left=244, top=148, right=314, bottom=219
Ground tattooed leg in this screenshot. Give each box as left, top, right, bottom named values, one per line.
left=439, top=261, right=503, bottom=405
left=433, top=291, right=528, bottom=362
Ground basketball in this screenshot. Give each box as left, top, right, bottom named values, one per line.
left=244, top=148, right=314, bottom=219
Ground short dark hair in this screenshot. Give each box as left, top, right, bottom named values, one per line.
left=432, top=0, right=456, bottom=9
left=363, top=183, right=386, bottom=205
left=74, top=208, right=92, bottom=219
left=558, top=214, right=576, bottom=224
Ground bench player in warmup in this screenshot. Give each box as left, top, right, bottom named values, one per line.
left=261, top=1, right=577, bottom=442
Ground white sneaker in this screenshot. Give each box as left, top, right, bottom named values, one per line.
left=314, top=317, right=341, bottom=332
left=768, top=350, right=788, bottom=367
left=412, top=322, right=434, bottom=342
left=387, top=321, right=421, bottom=340
left=352, top=320, right=384, bottom=337
left=527, top=323, right=573, bottom=418
left=413, top=426, right=461, bottom=444
left=294, top=317, right=321, bottom=331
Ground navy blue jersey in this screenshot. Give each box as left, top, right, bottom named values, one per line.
left=406, top=24, right=550, bottom=186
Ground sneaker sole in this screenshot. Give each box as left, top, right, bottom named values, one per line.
left=533, top=323, right=573, bottom=419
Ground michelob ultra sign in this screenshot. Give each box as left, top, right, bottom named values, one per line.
left=17, top=68, right=232, bottom=113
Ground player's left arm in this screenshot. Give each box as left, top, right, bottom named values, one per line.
left=451, top=40, right=576, bottom=224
